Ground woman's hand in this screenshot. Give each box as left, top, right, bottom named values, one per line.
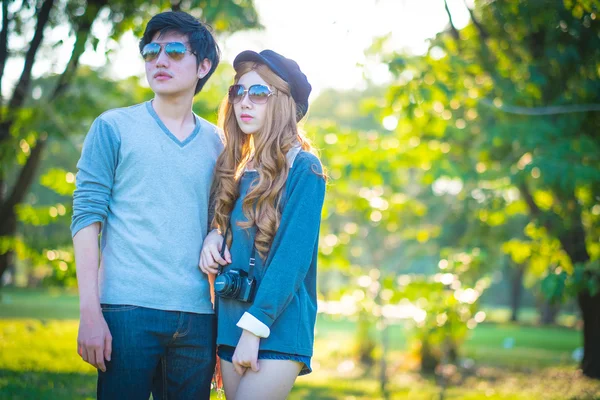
left=199, top=229, right=232, bottom=275
left=232, top=329, right=261, bottom=376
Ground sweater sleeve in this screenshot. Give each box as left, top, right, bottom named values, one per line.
left=246, top=157, right=326, bottom=328
left=70, top=117, right=120, bottom=238
left=207, top=126, right=225, bottom=232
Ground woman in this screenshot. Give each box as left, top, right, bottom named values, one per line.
left=199, top=50, right=326, bottom=399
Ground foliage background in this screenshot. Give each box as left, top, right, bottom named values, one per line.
left=1, top=0, right=599, bottom=398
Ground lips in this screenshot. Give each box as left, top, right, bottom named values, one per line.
left=240, top=114, right=253, bottom=122
left=154, top=71, right=172, bottom=80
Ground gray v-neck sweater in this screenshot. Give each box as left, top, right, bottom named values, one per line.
left=71, top=101, right=223, bottom=314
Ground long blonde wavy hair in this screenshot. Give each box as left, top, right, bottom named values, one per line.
left=212, top=61, right=317, bottom=260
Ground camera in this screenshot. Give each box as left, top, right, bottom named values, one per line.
left=214, top=268, right=256, bottom=303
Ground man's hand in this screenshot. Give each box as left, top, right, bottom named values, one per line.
left=232, top=329, right=261, bottom=376
left=78, top=309, right=112, bottom=372
left=199, top=229, right=231, bottom=275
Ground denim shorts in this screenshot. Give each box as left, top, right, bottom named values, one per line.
left=217, top=345, right=312, bottom=376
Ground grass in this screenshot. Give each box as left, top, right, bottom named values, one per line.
left=1, top=287, right=599, bottom=399
left=0, top=287, right=81, bottom=320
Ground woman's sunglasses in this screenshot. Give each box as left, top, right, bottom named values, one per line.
left=228, top=84, right=274, bottom=105
left=141, top=42, right=195, bottom=62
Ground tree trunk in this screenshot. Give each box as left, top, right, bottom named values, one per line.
left=356, top=309, right=375, bottom=366
left=538, top=299, right=560, bottom=325
left=521, top=180, right=595, bottom=377
left=0, top=210, right=16, bottom=288
left=0, top=252, right=13, bottom=287
left=578, top=291, right=600, bottom=379
left=558, top=210, right=596, bottom=378
left=0, top=0, right=106, bottom=287
left=420, top=339, right=439, bottom=374
left=379, top=317, right=389, bottom=400
left=509, top=263, right=525, bottom=322
left=0, top=136, right=47, bottom=285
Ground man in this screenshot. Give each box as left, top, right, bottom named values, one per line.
left=71, top=11, right=222, bottom=399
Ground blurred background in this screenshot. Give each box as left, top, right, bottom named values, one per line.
left=1, top=0, right=599, bottom=399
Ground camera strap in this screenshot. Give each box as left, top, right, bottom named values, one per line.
left=218, top=222, right=257, bottom=281
left=248, top=241, right=256, bottom=281
left=218, top=225, right=229, bottom=275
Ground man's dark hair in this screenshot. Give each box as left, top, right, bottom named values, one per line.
left=139, top=11, right=221, bottom=94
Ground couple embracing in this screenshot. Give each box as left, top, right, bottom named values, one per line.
left=71, top=10, right=325, bottom=400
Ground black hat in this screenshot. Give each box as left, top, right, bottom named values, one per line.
left=233, top=50, right=312, bottom=121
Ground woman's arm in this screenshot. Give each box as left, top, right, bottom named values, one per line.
left=246, top=157, right=326, bottom=330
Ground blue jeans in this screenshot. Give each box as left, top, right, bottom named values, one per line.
left=97, top=304, right=216, bottom=400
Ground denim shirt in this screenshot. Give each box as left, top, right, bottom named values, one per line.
left=216, top=150, right=326, bottom=356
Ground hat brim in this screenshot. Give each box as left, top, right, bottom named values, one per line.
left=233, top=50, right=264, bottom=69
left=233, top=50, right=289, bottom=82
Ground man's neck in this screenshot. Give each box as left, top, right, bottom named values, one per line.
left=152, top=94, right=198, bottom=141
left=152, top=94, right=195, bottom=125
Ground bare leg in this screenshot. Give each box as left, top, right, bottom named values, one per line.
left=220, top=359, right=242, bottom=399
left=233, top=360, right=302, bottom=400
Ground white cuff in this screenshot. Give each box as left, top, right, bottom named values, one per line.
left=236, top=312, right=270, bottom=338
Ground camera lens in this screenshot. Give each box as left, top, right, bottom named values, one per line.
left=215, top=273, right=241, bottom=298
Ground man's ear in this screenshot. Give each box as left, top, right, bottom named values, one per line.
left=197, top=58, right=212, bottom=79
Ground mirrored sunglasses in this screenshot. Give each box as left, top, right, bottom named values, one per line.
left=141, top=42, right=195, bottom=62
left=228, top=84, right=274, bottom=105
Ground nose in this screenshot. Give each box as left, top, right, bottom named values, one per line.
left=240, top=90, right=253, bottom=108
left=155, top=48, right=170, bottom=68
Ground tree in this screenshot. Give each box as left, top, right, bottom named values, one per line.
left=0, top=0, right=261, bottom=285
left=307, top=90, right=495, bottom=389
left=379, top=0, right=600, bottom=378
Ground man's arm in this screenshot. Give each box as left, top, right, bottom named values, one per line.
left=71, top=117, right=120, bottom=372
left=74, top=223, right=101, bottom=316
left=73, top=222, right=111, bottom=372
